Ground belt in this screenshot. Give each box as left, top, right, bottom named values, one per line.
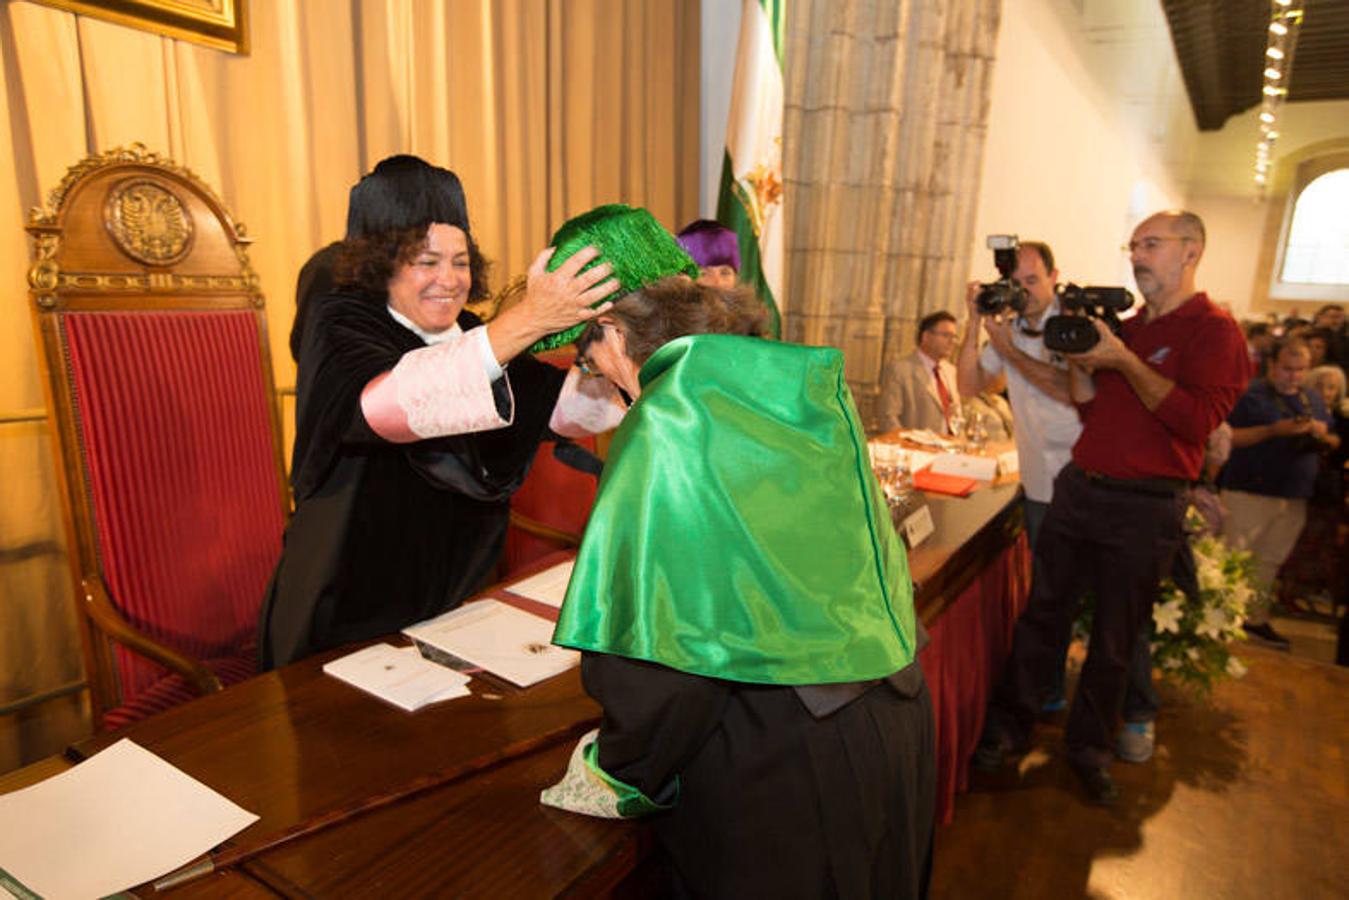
left=1079, top=467, right=1187, bottom=497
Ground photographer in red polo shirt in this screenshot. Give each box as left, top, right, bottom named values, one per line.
left=973, top=211, right=1249, bottom=805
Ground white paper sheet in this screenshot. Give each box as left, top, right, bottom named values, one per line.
left=0, top=739, right=258, bottom=900
left=404, top=600, right=579, bottom=687
left=323, top=643, right=472, bottom=711
left=929, top=452, right=998, bottom=481
left=906, top=450, right=937, bottom=473
left=504, top=559, right=575, bottom=609
left=899, top=429, right=960, bottom=451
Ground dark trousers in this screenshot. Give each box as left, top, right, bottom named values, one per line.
left=988, top=464, right=1186, bottom=768
left=1036, top=492, right=1175, bottom=722
left=1024, top=498, right=1050, bottom=549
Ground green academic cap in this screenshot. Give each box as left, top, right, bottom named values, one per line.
left=529, top=204, right=700, bottom=353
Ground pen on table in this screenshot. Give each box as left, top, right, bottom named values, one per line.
left=153, top=856, right=214, bottom=891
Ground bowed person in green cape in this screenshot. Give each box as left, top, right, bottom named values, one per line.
left=538, top=205, right=936, bottom=900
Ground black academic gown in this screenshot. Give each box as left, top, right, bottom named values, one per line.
left=258, top=291, right=565, bottom=669
left=584, top=653, right=937, bottom=900
left=289, top=241, right=340, bottom=362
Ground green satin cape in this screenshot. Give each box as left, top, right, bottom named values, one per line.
left=553, top=334, right=917, bottom=685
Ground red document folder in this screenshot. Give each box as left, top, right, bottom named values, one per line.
left=912, top=467, right=978, bottom=497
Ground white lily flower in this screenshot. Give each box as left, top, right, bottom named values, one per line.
left=1153, top=598, right=1184, bottom=634
left=1197, top=607, right=1229, bottom=640
left=1196, top=555, right=1225, bottom=593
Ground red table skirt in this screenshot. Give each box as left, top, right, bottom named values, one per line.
left=918, top=533, right=1031, bottom=825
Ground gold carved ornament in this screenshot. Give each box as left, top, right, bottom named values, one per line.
left=104, top=178, right=195, bottom=266
left=26, top=144, right=263, bottom=308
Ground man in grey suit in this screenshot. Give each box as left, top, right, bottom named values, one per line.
left=877, top=311, right=963, bottom=434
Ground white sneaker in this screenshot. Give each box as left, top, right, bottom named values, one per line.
left=1117, top=721, right=1155, bottom=763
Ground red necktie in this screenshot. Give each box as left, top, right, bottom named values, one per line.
left=933, top=364, right=952, bottom=433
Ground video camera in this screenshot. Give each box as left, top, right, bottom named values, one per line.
left=974, top=235, right=1028, bottom=316
left=1042, top=284, right=1134, bottom=353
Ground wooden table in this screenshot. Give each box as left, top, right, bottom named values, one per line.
left=2, top=479, right=1027, bottom=897
left=909, top=480, right=1022, bottom=620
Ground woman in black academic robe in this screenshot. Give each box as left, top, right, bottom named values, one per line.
left=259, top=157, right=619, bottom=668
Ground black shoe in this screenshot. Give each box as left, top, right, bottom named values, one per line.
left=1070, top=763, right=1119, bottom=807
left=970, top=733, right=1028, bottom=773
left=1243, top=621, right=1291, bottom=650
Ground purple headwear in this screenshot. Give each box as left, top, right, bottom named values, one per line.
left=676, top=219, right=740, bottom=272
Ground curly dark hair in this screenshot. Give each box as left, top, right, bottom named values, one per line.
left=575, top=276, right=769, bottom=368
left=333, top=225, right=491, bottom=302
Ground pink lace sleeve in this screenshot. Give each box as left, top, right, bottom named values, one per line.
left=360, top=336, right=513, bottom=442
left=549, top=367, right=629, bottom=438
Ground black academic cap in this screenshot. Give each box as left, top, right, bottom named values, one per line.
left=345, top=155, right=470, bottom=238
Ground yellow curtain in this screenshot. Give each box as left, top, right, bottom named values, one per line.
left=0, top=0, right=698, bottom=772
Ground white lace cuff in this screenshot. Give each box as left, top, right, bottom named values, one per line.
left=360, top=334, right=513, bottom=442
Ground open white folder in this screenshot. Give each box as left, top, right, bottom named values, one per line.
left=404, top=599, right=579, bottom=687
left=323, top=643, right=472, bottom=711
left=504, top=559, right=575, bottom=608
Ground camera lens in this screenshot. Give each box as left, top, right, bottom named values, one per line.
left=1043, top=315, right=1099, bottom=353
left=976, top=280, right=1022, bottom=315
left=975, top=287, right=1005, bottom=315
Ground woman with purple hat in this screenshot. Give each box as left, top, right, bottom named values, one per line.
left=676, top=218, right=741, bottom=291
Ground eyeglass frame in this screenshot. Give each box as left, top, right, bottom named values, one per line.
left=573, top=320, right=609, bottom=376
left=1121, top=235, right=1193, bottom=254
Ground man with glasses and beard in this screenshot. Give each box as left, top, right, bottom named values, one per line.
left=973, top=211, right=1249, bottom=805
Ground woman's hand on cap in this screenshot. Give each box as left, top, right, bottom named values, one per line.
left=523, top=246, right=620, bottom=330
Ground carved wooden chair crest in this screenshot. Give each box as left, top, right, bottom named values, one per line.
left=27, top=144, right=288, bottom=730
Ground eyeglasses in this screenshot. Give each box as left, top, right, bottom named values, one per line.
left=1122, top=236, right=1192, bottom=254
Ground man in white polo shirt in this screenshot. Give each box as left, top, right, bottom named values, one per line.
left=957, top=240, right=1079, bottom=545
left=957, top=240, right=1160, bottom=760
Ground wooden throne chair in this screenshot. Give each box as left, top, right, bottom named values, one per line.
left=27, top=144, right=288, bottom=730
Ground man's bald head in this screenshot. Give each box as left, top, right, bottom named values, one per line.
left=1129, top=210, right=1207, bottom=309
left=1141, top=210, right=1206, bottom=252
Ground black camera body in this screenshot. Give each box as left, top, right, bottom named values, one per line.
left=975, top=234, right=1028, bottom=316
left=1043, top=283, right=1134, bottom=353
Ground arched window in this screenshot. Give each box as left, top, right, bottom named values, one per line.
left=1265, top=150, right=1349, bottom=304
left=1279, top=168, right=1349, bottom=285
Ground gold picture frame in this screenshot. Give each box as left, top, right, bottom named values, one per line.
left=30, top=0, right=248, bottom=55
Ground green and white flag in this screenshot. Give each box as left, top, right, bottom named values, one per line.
left=717, top=0, right=785, bottom=337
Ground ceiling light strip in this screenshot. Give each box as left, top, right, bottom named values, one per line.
left=1254, top=2, right=1305, bottom=193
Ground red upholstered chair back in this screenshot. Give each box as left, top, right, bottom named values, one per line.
left=26, top=145, right=288, bottom=728
left=502, top=435, right=601, bottom=573
left=500, top=350, right=603, bottom=575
